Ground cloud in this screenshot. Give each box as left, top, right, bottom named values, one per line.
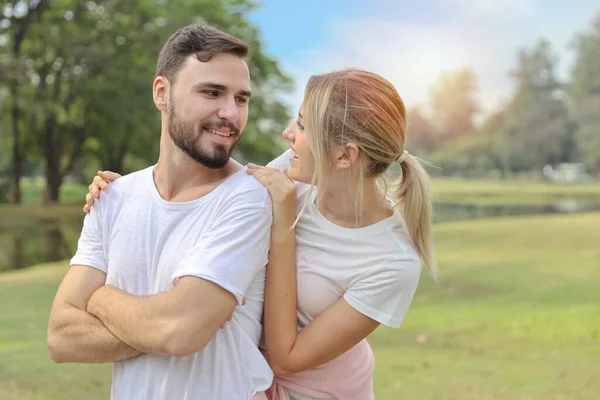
left=281, top=1, right=600, bottom=119
left=437, top=0, right=536, bottom=18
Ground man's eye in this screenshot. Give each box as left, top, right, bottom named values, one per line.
left=236, top=97, right=248, bottom=104
left=203, top=91, right=219, bottom=97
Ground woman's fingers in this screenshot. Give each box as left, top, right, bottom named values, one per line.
left=88, top=183, right=100, bottom=200
left=82, top=171, right=120, bottom=214
left=98, top=170, right=121, bottom=182
left=92, top=175, right=107, bottom=193
left=83, top=194, right=92, bottom=213
left=249, top=170, right=272, bottom=187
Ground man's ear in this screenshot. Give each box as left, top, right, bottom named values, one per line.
left=153, top=76, right=169, bottom=112
left=331, top=143, right=360, bottom=170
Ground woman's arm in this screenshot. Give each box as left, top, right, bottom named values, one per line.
left=247, top=164, right=380, bottom=376
left=265, top=238, right=380, bottom=376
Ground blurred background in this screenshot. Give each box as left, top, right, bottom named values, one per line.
left=1, top=1, right=599, bottom=399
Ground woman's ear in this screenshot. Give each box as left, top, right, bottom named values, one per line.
left=332, top=143, right=360, bottom=170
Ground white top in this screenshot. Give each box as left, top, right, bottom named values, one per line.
left=70, top=166, right=274, bottom=400
left=268, top=150, right=422, bottom=330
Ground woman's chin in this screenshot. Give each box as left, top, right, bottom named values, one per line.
left=287, top=169, right=312, bottom=184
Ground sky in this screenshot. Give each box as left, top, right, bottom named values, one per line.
left=249, top=0, right=600, bottom=118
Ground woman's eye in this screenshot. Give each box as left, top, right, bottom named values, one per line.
left=296, top=120, right=304, bottom=130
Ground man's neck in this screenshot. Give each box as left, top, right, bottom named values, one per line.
left=153, top=133, right=241, bottom=202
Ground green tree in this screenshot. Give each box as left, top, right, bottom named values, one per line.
left=405, top=106, right=439, bottom=155
left=1, top=0, right=293, bottom=203
left=500, top=39, right=575, bottom=173
left=428, top=67, right=479, bottom=143
left=569, top=12, right=600, bottom=175
left=1, top=0, right=49, bottom=203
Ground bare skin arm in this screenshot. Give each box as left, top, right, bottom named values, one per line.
left=247, top=164, right=380, bottom=376
left=87, top=273, right=239, bottom=357
left=47, top=265, right=142, bottom=363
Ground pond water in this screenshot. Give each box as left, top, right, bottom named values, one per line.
left=0, top=216, right=84, bottom=272
left=1, top=199, right=599, bottom=271
left=433, top=199, right=600, bottom=223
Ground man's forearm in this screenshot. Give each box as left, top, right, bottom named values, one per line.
left=87, top=285, right=173, bottom=355
left=48, top=305, right=142, bottom=363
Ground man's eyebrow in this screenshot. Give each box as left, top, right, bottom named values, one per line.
left=193, top=82, right=227, bottom=91
left=238, top=89, right=252, bottom=98
left=193, top=82, right=252, bottom=98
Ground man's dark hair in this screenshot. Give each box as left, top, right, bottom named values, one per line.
left=155, top=24, right=249, bottom=83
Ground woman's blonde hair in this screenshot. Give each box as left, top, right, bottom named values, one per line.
left=302, top=68, right=438, bottom=279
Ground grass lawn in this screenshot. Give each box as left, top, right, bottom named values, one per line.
left=1, top=212, right=599, bottom=399
left=432, top=177, right=600, bottom=206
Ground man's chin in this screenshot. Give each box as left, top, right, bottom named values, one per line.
left=198, top=150, right=232, bottom=169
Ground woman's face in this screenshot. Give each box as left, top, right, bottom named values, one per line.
left=282, top=106, right=315, bottom=184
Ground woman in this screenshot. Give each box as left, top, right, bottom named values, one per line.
left=84, top=68, right=438, bottom=399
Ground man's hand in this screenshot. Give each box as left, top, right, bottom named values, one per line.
left=47, top=266, right=142, bottom=363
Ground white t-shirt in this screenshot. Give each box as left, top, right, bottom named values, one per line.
left=268, top=150, right=422, bottom=330
left=70, top=166, right=274, bottom=400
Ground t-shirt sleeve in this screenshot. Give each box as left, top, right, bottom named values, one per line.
left=69, top=201, right=107, bottom=274
left=343, top=258, right=421, bottom=328
left=171, top=198, right=273, bottom=305
left=267, top=149, right=292, bottom=172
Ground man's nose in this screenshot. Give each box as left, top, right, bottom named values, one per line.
left=217, top=97, right=239, bottom=123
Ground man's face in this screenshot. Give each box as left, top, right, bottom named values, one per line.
left=166, top=53, right=251, bottom=169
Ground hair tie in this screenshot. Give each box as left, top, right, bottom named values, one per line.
left=395, top=150, right=409, bottom=163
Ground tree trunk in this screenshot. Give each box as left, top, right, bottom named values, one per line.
left=44, top=172, right=62, bottom=204
left=44, top=227, right=67, bottom=262
left=8, top=0, right=49, bottom=203
left=11, top=98, right=22, bottom=203
left=106, top=144, right=128, bottom=173
left=43, top=113, right=61, bottom=204
left=10, top=47, right=22, bottom=204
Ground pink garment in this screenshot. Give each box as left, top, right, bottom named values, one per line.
left=264, top=339, right=376, bottom=400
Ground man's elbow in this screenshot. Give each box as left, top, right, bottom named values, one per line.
left=160, top=320, right=212, bottom=358
left=47, top=328, right=68, bottom=363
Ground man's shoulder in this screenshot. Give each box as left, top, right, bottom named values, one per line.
left=110, top=167, right=153, bottom=192
left=95, top=167, right=152, bottom=209
left=218, top=167, right=270, bottom=208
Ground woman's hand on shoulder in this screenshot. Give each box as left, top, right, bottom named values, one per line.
left=83, top=171, right=122, bottom=213
left=246, top=163, right=297, bottom=227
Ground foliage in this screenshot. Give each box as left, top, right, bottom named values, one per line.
left=0, top=0, right=292, bottom=203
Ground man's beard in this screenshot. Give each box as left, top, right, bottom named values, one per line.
left=167, top=101, right=240, bottom=169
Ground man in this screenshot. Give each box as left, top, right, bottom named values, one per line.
left=47, top=24, right=273, bottom=400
